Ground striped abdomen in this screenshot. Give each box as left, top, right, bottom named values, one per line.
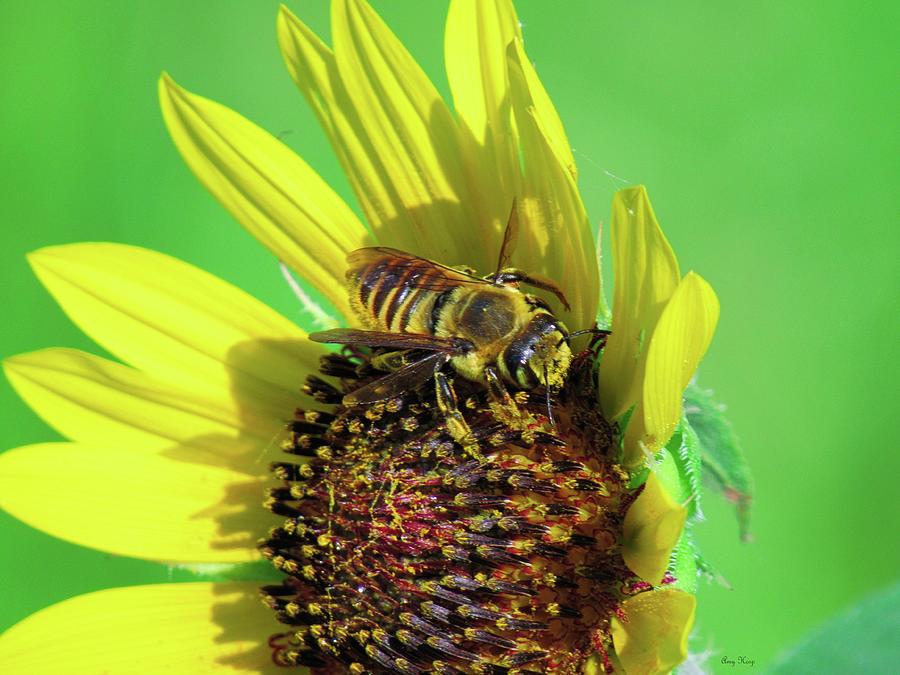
left=346, top=248, right=459, bottom=335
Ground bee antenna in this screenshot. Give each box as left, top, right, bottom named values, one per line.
left=564, top=327, right=611, bottom=343
left=543, top=363, right=556, bottom=431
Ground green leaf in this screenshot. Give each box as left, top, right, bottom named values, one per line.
left=684, top=382, right=754, bottom=540
left=765, top=580, right=900, bottom=674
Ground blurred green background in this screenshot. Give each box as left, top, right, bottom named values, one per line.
left=1, top=1, right=898, bottom=671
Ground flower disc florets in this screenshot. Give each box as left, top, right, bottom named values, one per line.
left=260, top=347, right=644, bottom=674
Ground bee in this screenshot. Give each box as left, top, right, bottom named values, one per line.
left=310, top=205, right=603, bottom=446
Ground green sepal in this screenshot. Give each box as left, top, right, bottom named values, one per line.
left=653, top=447, right=684, bottom=502
left=663, top=415, right=704, bottom=520
left=656, top=423, right=702, bottom=593
left=684, top=382, right=754, bottom=541
left=165, top=560, right=281, bottom=583
left=668, top=527, right=699, bottom=594
left=627, top=466, right=649, bottom=490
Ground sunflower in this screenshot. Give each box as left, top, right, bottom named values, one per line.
left=0, top=2, right=719, bottom=674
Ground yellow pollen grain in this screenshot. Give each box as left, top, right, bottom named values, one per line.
left=318, top=637, right=339, bottom=655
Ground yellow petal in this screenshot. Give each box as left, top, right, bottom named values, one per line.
left=601, top=186, right=681, bottom=421
left=445, top=2, right=579, bottom=256
left=584, top=653, right=604, bottom=674
left=445, top=0, right=521, bottom=151
left=278, top=6, right=411, bottom=253
left=610, top=589, right=696, bottom=675
left=509, top=30, right=576, bottom=182
left=0, top=443, right=272, bottom=563
left=444, top=0, right=521, bottom=242
left=621, top=473, right=687, bottom=584
left=507, top=39, right=600, bottom=329
left=278, top=5, right=480, bottom=269
left=159, top=73, right=366, bottom=322
left=628, top=272, right=719, bottom=463
left=3, top=348, right=285, bottom=474
left=0, top=583, right=288, bottom=674
left=330, top=0, right=482, bottom=267
left=28, top=243, right=321, bottom=416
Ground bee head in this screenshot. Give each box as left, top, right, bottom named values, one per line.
left=503, top=314, right=572, bottom=390
left=531, top=329, right=573, bottom=390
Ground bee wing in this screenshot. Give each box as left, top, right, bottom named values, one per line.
left=347, top=247, right=490, bottom=291
left=344, top=352, right=450, bottom=405
left=309, top=328, right=472, bottom=354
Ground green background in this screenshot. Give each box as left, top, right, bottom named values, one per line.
left=1, top=1, right=898, bottom=671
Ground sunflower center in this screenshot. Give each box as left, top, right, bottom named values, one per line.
left=260, top=347, right=634, bottom=674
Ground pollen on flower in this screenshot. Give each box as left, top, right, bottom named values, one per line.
left=259, top=345, right=646, bottom=674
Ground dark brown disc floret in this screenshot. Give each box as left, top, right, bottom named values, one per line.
left=260, top=348, right=637, bottom=674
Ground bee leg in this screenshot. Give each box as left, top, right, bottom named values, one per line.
left=369, top=349, right=410, bottom=373
left=484, top=367, right=530, bottom=430
left=434, top=372, right=484, bottom=461
left=485, top=367, right=565, bottom=444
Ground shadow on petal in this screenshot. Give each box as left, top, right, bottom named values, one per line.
left=0, top=583, right=287, bottom=672
left=372, top=194, right=494, bottom=274
left=192, top=478, right=276, bottom=558
left=211, top=583, right=288, bottom=673
left=159, top=337, right=328, bottom=474
left=147, top=338, right=332, bottom=561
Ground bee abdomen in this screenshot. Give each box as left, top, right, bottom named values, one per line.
left=350, top=254, right=447, bottom=333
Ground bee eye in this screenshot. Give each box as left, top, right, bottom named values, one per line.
left=545, top=320, right=564, bottom=339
